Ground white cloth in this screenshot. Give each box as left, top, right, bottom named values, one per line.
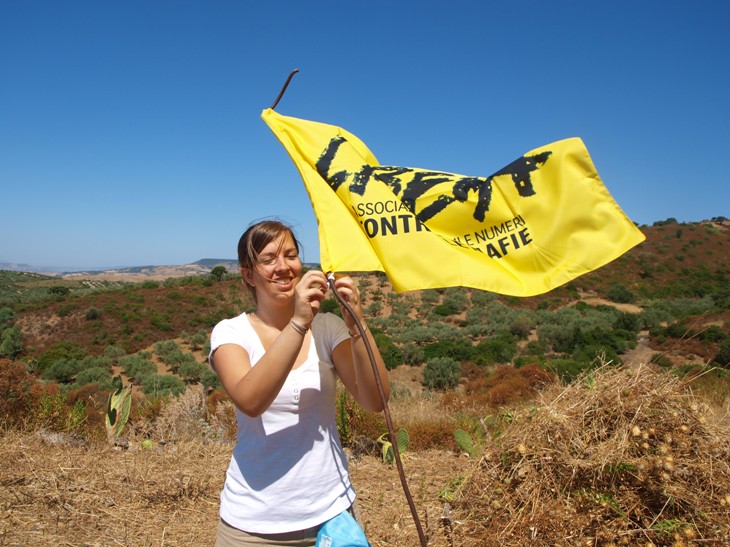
left=209, top=312, right=355, bottom=534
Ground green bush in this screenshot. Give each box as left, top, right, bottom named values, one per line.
left=201, top=369, right=221, bottom=392
left=75, top=366, right=113, bottom=387
left=36, top=341, right=87, bottom=372
left=104, top=344, right=126, bottom=360
left=0, top=326, right=23, bottom=358
left=0, top=307, right=16, bottom=329
left=400, top=342, right=424, bottom=366
left=179, top=360, right=208, bottom=383
left=606, top=284, right=637, bottom=304
left=474, top=334, right=518, bottom=365
left=699, top=325, right=728, bottom=343
left=142, top=374, right=186, bottom=397
left=320, top=298, right=340, bottom=315
left=120, top=354, right=157, bottom=383
left=546, top=358, right=592, bottom=383
left=423, top=339, right=474, bottom=362
left=85, top=307, right=102, bottom=321
left=715, top=339, right=730, bottom=368
left=422, top=357, right=461, bottom=390
left=509, top=315, right=533, bottom=339
left=373, top=332, right=403, bottom=370
left=42, top=358, right=84, bottom=383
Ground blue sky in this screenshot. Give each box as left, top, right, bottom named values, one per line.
left=1, top=1, right=728, bottom=270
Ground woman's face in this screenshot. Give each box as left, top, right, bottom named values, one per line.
left=243, top=231, right=302, bottom=302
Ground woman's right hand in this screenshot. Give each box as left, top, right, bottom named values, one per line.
left=292, top=270, right=328, bottom=327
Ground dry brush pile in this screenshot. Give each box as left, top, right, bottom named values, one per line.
left=451, top=365, right=730, bottom=546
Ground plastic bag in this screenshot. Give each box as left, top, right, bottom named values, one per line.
left=315, top=509, right=371, bottom=547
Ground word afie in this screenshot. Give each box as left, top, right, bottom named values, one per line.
left=450, top=215, right=533, bottom=259
left=316, top=135, right=551, bottom=224
left=350, top=200, right=430, bottom=238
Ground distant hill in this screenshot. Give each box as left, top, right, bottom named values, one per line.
left=53, top=259, right=239, bottom=282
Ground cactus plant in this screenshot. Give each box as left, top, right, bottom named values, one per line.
left=105, top=375, right=132, bottom=445
left=454, top=428, right=476, bottom=457
left=378, top=428, right=409, bottom=464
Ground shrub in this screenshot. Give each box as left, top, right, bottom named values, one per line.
left=474, top=334, right=518, bottom=365
left=699, top=325, right=728, bottom=343
left=42, top=358, right=84, bottom=383
left=320, top=298, right=340, bottom=315
left=715, top=339, right=730, bottom=368
left=179, top=360, right=208, bottom=383
left=423, top=357, right=461, bottom=390
left=188, top=330, right=209, bottom=351
left=546, top=358, right=592, bottom=383
left=0, top=307, right=16, bottom=329
left=74, top=366, right=113, bottom=387
left=373, top=332, right=402, bottom=370
left=0, top=358, right=34, bottom=427
left=36, top=342, right=87, bottom=373
left=85, top=307, right=102, bottom=321
left=202, top=369, right=221, bottom=392
left=606, top=284, right=637, bottom=304
left=120, top=354, right=157, bottom=383
left=104, top=344, right=126, bottom=361
left=613, top=312, right=641, bottom=333
left=423, top=339, right=474, bottom=362
left=400, top=342, right=424, bottom=366
left=142, top=374, right=186, bottom=397
left=0, top=326, right=23, bottom=358
left=155, top=340, right=181, bottom=358
left=509, top=315, right=533, bottom=339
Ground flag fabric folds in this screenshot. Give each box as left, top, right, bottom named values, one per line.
left=262, top=108, right=645, bottom=296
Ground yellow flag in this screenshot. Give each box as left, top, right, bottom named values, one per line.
left=262, top=108, right=645, bottom=296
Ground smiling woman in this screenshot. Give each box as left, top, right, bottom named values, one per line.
left=207, top=219, right=389, bottom=546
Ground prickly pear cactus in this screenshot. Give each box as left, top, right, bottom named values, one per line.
left=105, top=376, right=132, bottom=445
left=454, top=428, right=475, bottom=457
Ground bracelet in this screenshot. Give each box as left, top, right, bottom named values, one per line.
left=289, top=319, right=308, bottom=336
left=349, top=325, right=368, bottom=339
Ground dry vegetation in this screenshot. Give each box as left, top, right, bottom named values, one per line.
left=2, top=219, right=730, bottom=545
left=2, top=365, right=728, bottom=546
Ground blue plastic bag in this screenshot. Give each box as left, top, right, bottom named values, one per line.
left=316, top=509, right=371, bottom=547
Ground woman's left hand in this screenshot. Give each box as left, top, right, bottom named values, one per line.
left=331, top=275, right=363, bottom=333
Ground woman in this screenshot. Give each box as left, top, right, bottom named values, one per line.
left=209, top=220, right=389, bottom=546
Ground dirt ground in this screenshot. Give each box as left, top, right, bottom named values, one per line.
left=0, top=430, right=474, bottom=547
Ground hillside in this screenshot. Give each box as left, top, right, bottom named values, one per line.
left=1, top=218, right=729, bottom=545
left=5, top=219, right=728, bottom=363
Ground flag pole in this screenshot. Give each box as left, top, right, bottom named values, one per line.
left=328, top=275, right=429, bottom=547
left=270, top=68, right=300, bottom=110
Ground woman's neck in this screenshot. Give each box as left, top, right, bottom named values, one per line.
left=251, top=302, right=293, bottom=331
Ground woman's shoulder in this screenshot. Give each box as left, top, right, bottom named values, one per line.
left=211, top=312, right=250, bottom=336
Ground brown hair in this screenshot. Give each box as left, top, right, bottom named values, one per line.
left=237, top=220, right=301, bottom=297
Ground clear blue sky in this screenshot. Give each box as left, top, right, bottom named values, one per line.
left=1, top=1, right=728, bottom=270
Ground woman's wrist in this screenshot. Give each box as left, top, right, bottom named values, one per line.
left=289, top=318, right=308, bottom=336
left=348, top=324, right=368, bottom=340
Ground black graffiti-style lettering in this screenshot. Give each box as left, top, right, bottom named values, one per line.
left=315, top=135, right=552, bottom=224
left=315, top=136, right=351, bottom=191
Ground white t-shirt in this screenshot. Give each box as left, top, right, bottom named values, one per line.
left=209, top=312, right=355, bottom=533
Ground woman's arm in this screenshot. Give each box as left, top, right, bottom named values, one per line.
left=212, top=270, right=329, bottom=417
left=330, top=276, right=390, bottom=412
left=211, top=323, right=307, bottom=417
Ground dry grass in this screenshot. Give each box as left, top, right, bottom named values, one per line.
left=2, top=365, right=729, bottom=546
left=452, top=365, right=730, bottom=546
left=0, top=429, right=228, bottom=546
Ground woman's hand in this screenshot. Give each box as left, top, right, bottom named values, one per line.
left=292, top=270, right=328, bottom=327
left=331, top=275, right=364, bottom=334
